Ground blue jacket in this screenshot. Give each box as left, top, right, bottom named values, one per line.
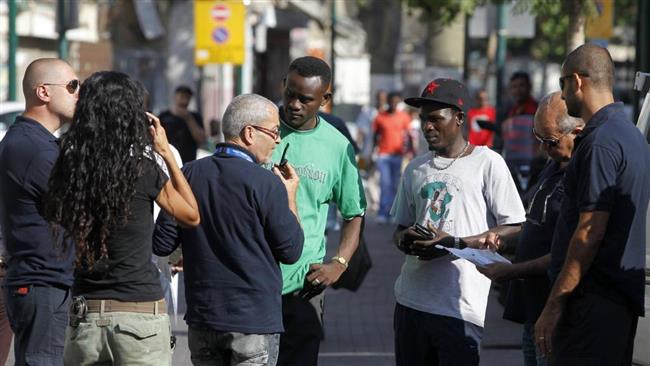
left=153, top=143, right=303, bottom=333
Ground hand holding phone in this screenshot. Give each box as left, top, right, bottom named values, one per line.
left=278, top=143, right=290, bottom=168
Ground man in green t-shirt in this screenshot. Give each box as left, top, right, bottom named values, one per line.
left=269, top=56, right=366, bottom=366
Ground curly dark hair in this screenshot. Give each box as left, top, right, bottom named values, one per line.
left=45, top=71, right=154, bottom=269
left=288, top=56, right=332, bottom=87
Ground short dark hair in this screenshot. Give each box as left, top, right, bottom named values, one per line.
left=288, top=56, right=332, bottom=87
left=510, top=71, right=531, bottom=85
left=388, top=91, right=402, bottom=100
left=174, top=85, right=193, bottom=96
left=563, top=43, right=614, bottom=91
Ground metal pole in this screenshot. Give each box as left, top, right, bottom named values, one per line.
left=8, top=0, right=17, bottom=101
left=57, top=0, right=68, bottom=60
left=494, top=3, right=508, bottom=150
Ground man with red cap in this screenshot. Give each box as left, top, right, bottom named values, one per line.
left=390, top=78, right=525, bottom=365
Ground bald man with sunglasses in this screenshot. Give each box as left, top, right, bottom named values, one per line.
left=0, top=58, right=78, bottom=365
left=478, top=92, right=583, bottom=366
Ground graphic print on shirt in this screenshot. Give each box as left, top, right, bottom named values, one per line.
left=419, top=173, right=462, bottom=232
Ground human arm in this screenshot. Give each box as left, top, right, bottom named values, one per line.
left=152, top=210, right=182, bottom=257
left=148, top=112, right=200, bottom=227
left=477, top=253, right=550, bottom=281
left=534, top=211, right=608, bottom=356
left=306, top=215, right=363, bottom=286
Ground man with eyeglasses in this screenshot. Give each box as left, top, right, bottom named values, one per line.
left=153, top=94, right=304, bottom=365
left=478, top=92, right=583, bottom=366
left=0, top=58, right=78, bottom=365
left=535, top=43, right=650, bottom=365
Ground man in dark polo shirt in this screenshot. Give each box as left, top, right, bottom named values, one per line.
left=159, top=85, right=206, bottom=164
left=479, top=91, right=583, bottom=366
left=535, top=44, right=650, bottom=365
left=0, top=58, right=78, bottom=365
left=153, top=94, right=304, bottom=365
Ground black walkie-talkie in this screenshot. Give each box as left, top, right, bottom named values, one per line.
left=279, top=143, right=290, bottom=167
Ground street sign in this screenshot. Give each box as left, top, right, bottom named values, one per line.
left=585, top=0, right=613, bottom=40
left=195, top=0, right=245, bottom=65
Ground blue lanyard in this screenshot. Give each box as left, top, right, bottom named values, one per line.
left=214, top=147, right=254, bottom=163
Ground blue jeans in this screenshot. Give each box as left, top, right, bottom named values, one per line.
left=189, top=327, right=280, bottom=366
left=522, top=322, right=547, bottom=366
left=377, top=155, right=403, bottom=218
left=4, top=285, right=70, bottom=366
left=394, top=303, right=483, bottom=366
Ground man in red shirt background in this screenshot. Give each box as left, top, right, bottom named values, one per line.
left=467, top=89, right=497, bottom=147
left=372, top=91, right=411, bottom=223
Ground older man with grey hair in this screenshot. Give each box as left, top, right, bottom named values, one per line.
left=478, top=91, right=583, bottom=366
left=153, top=94, right=304, bottom=366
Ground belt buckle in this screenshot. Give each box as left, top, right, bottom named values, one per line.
left=70, top=296, right=87, bottom=327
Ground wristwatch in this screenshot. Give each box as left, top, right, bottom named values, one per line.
left=331, top=256, right=348, bottom=269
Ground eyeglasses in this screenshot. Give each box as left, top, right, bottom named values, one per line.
left=250, top=125, right=280, bottom=140
left=558, top=73, right=589, bottom=90
left=42, top=79, right=80, bottom=94
left=532, top=127, right=571, bottom=147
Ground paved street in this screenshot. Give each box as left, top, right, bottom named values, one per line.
left=170, top=216, right=524, bottom=366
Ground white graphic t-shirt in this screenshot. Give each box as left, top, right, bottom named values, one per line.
left=391, top=146, right=525, bottom=327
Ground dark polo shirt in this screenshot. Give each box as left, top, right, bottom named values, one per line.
left=549, top=102, right=650, bottom=316
left=505, top=160, right=564, bottom=323
left=0, top=116, right=74, bottom=288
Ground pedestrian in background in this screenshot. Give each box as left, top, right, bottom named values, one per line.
left=159, top=85, right=207, bottom=164
left=372, top=91, right=412, bottom=223
left=273, top=56, right=366, bottom=366
left=391, top=78, right=525, bottom=366
left=501, top=72, right=540, bottom=192
left=479, top=91, right=584, bottom=366
left=0, top=58, right=78, bottom=366
left=153, top=94, right=304, bottom=366
left=44, top=71, right=200, bottom=365
left=467, top=89, right=497, bottom=147
left=535, top=43, right=650, bottom=365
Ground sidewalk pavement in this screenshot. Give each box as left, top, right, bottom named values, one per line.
left=168, top=216, right=525, bottom=366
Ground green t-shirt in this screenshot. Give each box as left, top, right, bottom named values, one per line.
left=269, top=117, right=366, bottom=294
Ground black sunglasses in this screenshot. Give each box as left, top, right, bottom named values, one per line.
left=558, top=73, right=589, bottom=90
left=42, top=79, right=80, bottom=94
left=532, top=127, right=571, bottom=147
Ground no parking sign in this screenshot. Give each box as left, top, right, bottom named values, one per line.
left=195, top=0, right=245, bottom=65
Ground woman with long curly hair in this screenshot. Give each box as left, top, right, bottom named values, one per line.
left=44, top=71, right=200, bottom=365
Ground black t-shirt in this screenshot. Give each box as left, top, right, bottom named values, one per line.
left=504, top=160, right=564, bottom=323
left=159, top=110, right=204, bottom=164
left=73, top=159, right=168, bottom=301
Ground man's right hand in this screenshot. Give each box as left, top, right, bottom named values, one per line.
left=273, top=163, right=299, bottom=198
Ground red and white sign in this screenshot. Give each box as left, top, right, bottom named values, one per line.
left=211, top=4, right=231, bottom=22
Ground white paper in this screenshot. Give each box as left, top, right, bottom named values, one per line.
left=435, top=245, right=511, bottom=267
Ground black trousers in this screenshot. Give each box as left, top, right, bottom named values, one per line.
left=551, top=290, right=638, bottom=366
left=276, top=292, right=324, bottom=366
